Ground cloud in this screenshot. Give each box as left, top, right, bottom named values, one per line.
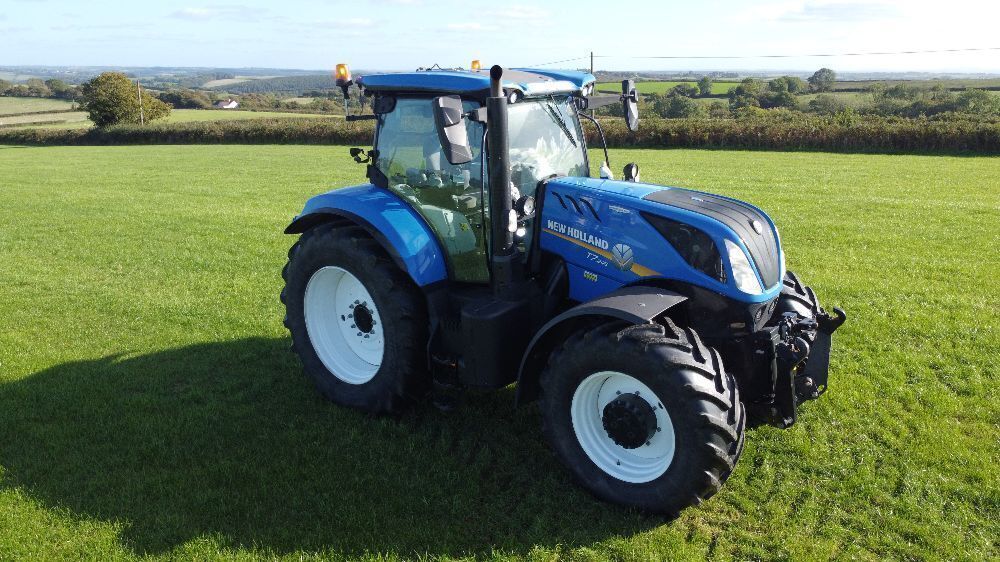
left=775, top=1, right=901, bottom=23
left=169, top=5, right=266, bottom=22
left=446, top=22, right=494, bottom=31
left=491, top=5, right=549, bottom=20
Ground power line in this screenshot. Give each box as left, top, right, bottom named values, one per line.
left=525, top=46, right=1000, bottom=68
left=594, top=46, right=1000, bottom=60
left=525, top=56, right=589, bottom=67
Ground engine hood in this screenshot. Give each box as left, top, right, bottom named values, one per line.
left=547, top=176, right=783, bottom=291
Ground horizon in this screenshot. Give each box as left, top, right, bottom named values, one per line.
left=2, top=1, right=999, bottom=74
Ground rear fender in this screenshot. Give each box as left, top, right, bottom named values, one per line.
left=285, top=184, right=448, bottom=287
left=515, top=286, right=686, bottom=406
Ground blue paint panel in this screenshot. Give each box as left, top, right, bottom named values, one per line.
left=296, top=184, right=447, bottom=286
left=541, top=177, right=784, bottom=304
left=565, top=263, right=624, bottom=302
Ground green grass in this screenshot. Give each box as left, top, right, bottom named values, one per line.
left=0, top=97, right=77, bottom=115
left=598, top=81, right=740, bottom=96
left=0, top=145, right=997, bottom=560
left=4, top=108, right=338, bottom=130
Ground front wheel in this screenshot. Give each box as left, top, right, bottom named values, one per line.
left=539, top=319, right=745, bottom=515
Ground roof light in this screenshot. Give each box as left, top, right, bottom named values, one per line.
left=335, top=63, right=351, bottom=86
left=471, top=59, right=481, bottom=71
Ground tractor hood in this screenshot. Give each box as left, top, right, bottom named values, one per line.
left=544, top=176, right=784, bottom=295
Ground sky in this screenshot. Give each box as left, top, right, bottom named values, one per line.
left=2, top=0, right=999, bottom=73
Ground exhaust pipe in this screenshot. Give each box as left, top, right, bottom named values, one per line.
left=486, top=65, right=520, bottom=297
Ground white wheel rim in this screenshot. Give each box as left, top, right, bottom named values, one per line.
left=303, top=266, right=384, bottom=384
left=571, top=371, right=676, bottom=483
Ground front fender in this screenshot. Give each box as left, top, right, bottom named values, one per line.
left=285, top=184, right=447, bottom=287
left=515, top=286, right=687, bottom=406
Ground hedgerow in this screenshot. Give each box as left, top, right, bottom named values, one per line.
left=2, top=114, right=998, bottom=153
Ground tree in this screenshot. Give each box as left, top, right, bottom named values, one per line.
left=956, top=88, right=1000, bottom=116
left=784, top=76, right=807, bottom=94
left=728, top=78, right=765, bottom=110
left=807, top=68, right=836, bottom=92
left=25, top=78, right=51, bottom=98
left=670, top=83, right=699, bottom=98
left=808, top=94, right=848, bottom=115
left=653, top=93, right=706, bottom=118
left=767, top=77, right=790, bottom=93
left=697, top=76, right=714, bottom=97
left=158, top=89, right=212, bottom=109
left=0, top=79, right=11, bottom=94
left=45, top=79, right=77, bottom=100
left=80, top=72, right=170, bottom=127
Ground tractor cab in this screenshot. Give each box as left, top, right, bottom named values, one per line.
left=354, top=67, right=613, bottom=284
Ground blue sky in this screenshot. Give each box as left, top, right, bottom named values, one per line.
left=1, top=0, right=998, bottom=72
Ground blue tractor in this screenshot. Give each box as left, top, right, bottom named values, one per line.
left=281, top=64, right=846, bottom=514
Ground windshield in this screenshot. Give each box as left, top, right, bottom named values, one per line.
left=507, top=96, right=588, bottom=194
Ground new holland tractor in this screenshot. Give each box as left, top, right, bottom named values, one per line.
left=281, top=63, right=846, bottom=514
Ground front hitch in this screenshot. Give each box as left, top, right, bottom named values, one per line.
left=749, top=273, right=847, bottom=428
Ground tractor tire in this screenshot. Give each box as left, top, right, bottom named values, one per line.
left=539, top=318, right=745, bottom=515
left=281, top=223, right=429, bottom=414
left=775, top=270, right=822, bottom=318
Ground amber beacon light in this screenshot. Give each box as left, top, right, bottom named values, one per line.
left=471, top=59, right=481, bottom=71
left=335, top=63, right=352, bottom=86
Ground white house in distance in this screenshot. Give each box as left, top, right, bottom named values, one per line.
left=215, top=98, right=239, bottom=109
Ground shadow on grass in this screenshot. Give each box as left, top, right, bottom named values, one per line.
left=0, top=338, right=659, bottom=557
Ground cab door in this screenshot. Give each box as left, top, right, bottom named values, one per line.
left=374, top=97, right=490, bottom=283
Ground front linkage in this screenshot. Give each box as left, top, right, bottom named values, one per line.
left=750, top=272, right=847, bottom=427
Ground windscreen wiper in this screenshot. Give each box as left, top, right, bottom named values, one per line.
left=543, top=101, right=577, bottom=148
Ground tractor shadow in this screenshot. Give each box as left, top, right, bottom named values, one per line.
left=0, top=338, right=660, bottom=557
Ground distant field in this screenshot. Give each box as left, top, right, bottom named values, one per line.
left=0, top=97, right=77, bottom=115
left=2, top=108, right=339, bottom=130
left=834, top=78, right=1000, bottom=91
left=0, top=72, right=38, bottom=82
left=598, top=81, right=740, bottom=96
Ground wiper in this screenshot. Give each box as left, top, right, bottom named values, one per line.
left=543, top=101, right=577, bottom=148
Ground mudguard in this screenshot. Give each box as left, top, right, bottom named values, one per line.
left=285, top=183, right=448, bottom=287
left=515, top=285, right=687, bottom=406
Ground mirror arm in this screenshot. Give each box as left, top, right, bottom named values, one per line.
left=578, top=94, right=621, bottom=110
left=577, top=111, right=610, bottom=170
left=346, top=114, right=378, bottom=122
left=467, top=106, right=488, bottom=123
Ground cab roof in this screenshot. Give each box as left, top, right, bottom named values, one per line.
left=357, top=68, right=596, bottom=98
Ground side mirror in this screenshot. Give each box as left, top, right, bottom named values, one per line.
left=623, top=162, right=640, bottom=182
left=622, top=79, right=639, bottom=132
left=432, top=95, right=474, bottom=165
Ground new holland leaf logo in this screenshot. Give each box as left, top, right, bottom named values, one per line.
left=611, top=243, right=634, bottom=272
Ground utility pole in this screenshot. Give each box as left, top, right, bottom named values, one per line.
left=136, top=80, right=145, bottom=125
left=590, top=51, right=595, bottom=119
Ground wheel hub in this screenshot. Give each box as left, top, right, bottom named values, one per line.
left=352, top=302, right=375, bottom=334
left=601, top=393, right=658, bottom=449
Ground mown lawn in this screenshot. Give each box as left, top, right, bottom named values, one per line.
left=0, top=145, right=997, bottom=561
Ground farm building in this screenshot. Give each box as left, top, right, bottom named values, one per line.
left=215, top=98, right=239, bottom=109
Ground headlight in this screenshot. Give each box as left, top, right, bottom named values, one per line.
left=725, top=239, right=763, bottom=295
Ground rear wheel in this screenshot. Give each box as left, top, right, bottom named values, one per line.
left=281, top=223, right=429, bottom=413
left=539, top=319, right=745, bottom=515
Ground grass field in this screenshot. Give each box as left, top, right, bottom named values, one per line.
left=597, top=81, right=740, bottom=96
left=1, top=105, right=338, bottom=130
left=0, top=145, right=997, bottom=560
left=0, top=97, right=77, bottom=115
